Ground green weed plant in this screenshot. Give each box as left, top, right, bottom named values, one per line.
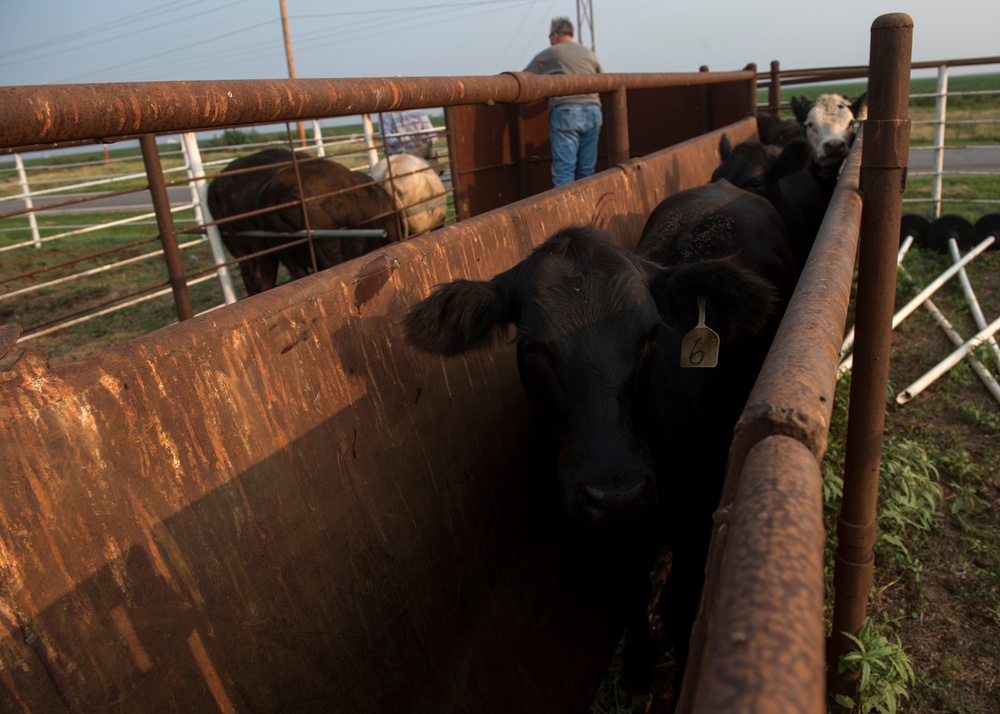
left=835, top=617, right=916, bottom=714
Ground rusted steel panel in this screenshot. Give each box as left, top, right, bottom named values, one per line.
left=625, top=81, right=752, bottom=159
left=445, top=100, right=598, bottom=220
left=692, top=436, right=826, bottom=714
left=449, top=81, right=756, bottom=219
left=0, top=125, right=750, bottom=712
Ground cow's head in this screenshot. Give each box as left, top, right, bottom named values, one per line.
left=404, top=226, right=778, bottom=526
left=711, top=134, right=812, bottom=206
left=792, top=93, right=867, bottom=174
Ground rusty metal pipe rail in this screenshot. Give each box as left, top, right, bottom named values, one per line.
left=678, top=130, right=864, bottom=714
left=0, top=71, right=753, bottom=150
left=678, top=15, right=914, bottom=713
left=757, top=55, right=1000, bottom=88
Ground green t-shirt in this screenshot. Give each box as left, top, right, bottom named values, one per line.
left=523, top=41, right=603, bottom=108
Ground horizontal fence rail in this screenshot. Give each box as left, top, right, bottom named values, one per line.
left=0, top=71, right=754, bottom=150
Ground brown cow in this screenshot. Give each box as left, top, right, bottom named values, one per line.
left=207, top=149, right=401, bottom=295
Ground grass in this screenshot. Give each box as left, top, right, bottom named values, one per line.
left=0, top=117, right=457, bottom=369
left=817, top=237, right=1000, bottom=712
left=850, top=241, right=1000, bottom=713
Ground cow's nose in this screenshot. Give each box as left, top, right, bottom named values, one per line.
left=578, top=478, right=654, bottom=524
left=822, top=139, right=847, bottom=158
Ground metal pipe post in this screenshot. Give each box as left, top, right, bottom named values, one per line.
left=828, top=12, right=912, bottom=705
left=139, top=134, right=194, bottom=321
left=744, top=62, right=758, bottom=119
left=362, top=114, right=379, bottom=170
left=606, top=86, right=630, bottom=166
left=769, top=60, right=781, bottom=118
left=13, top=154, right=41, bottom=248
left=931, top=65, right=949, bottom=218
left=180, top=131, right=237, bottom=305
left=312, top=120, right=326, bottom=157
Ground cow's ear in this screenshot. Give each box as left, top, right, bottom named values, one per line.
left=851, top=93, right=868, bottom=121
left=791, top=95, right=810, bottom=124
left=769, top=137, right=812, bottom=181
left=648, top=257, right=780, bottom=342
left=403, top=279, right=512, bottom=355
left=718, top=134, right=733, bottom=160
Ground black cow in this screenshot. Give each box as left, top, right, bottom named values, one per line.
left=712, top=134, right=827, bottom=273
left=404, top=182, right=796, bottom=706
left=755, top=112, right=806, bottom=147
left=207, top=149, right=401, bottom=295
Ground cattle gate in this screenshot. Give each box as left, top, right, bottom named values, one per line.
left=0, top=13, right=913, bottom=713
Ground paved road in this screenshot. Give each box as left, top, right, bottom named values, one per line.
left=908, top=146, right=1000, bottom=174
left=0, top=186, right=194, bottom=215
left=2, top=149, right=997, bottom=216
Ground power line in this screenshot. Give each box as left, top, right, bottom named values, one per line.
left=55, top=19, right=278, bottom=83
left=6, top=0, right=555, bottom=85
left=0, top=0, right=205, bottom=61
left=0, top=0, right=262, bottom=71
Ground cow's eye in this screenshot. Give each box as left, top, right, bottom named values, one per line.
left=520, top=338, right=540, bottom=357
left=750, top=177, right=765, bottom=192
left=646, top=324, right=660, bottom=344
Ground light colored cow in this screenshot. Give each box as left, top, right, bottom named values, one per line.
left=371, top=154, right=447, bottom=238
left=792, top=93, right=867, bottom=174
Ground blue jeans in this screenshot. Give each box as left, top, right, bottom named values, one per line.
left=549, top=103, right=603, bottom=187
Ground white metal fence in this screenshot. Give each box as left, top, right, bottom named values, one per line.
left=908, top=63, right=1000, bottom=217
left=0, top=112, right=450, bottom=355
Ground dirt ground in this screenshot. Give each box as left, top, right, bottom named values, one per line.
left=870, top=246, right=1000, bottom=713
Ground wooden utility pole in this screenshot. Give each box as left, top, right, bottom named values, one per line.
left=576, top=0, right=595, bottom=51
left=279, top=0, right=307, bottom=145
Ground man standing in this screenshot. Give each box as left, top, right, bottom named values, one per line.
left=523, top=17, right=604, bottom=187
left=380, top=109, right=439, bottom=161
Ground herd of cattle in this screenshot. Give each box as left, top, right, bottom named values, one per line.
left=403, top=93, right=865, bottom=709
left=206, top=149, right=447, bottom=295
left=205, top=94, right=863, bottom=708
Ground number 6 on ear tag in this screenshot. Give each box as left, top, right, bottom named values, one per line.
left=680, top=297, right=720, bottom=368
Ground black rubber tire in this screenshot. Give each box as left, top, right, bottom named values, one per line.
left=973, top=213, right=1000, bottom=249
left=924, top=214, right=976, bottom=253
left=899, top=213, right=930, bottom=248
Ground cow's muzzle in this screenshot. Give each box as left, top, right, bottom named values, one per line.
left=576, top=476, right=656, bottom=525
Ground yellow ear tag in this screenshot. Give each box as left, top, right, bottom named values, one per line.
left=680, top=297, right=720, bottom=368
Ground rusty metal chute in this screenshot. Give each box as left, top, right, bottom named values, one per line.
left=0, top=120, right=755, bottom=712
left=0, top=12, right=913, bottom=709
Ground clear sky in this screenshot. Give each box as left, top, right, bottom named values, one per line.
left=1, top=0, right=997, bottom=87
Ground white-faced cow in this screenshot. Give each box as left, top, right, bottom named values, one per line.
left=712, top=134, right=827, bottom=273
left=371, top=153, right=448, bottom=238
left=403, top=182, right=796, bottom=707
left=791, top=93, right=867, bottom=179
left=207, top=149, right=401, bottom=295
